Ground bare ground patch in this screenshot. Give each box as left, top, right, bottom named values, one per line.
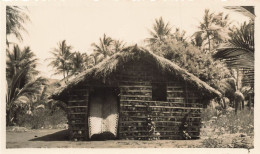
left=6, top=129, right=204, bottom=148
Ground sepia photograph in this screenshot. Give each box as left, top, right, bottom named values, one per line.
left=1, top=0, right=258, bottom=151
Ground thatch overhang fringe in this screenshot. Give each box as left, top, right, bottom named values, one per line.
left=50, top=45, right=222, bottom=100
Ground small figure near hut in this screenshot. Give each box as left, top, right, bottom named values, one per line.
left=147, top=115, right=160, bottom=140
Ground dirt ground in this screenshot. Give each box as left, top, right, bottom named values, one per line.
left=6, top=129, right=204, bottom=148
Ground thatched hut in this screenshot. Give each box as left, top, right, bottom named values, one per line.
left=51, top=45, right=221, bottom=141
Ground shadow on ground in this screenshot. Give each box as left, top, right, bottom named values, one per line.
left=30, top=130, right=69, bottom=141
left=90, top=132, right=117, bottom=141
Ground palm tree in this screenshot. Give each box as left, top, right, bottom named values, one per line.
left=214, top=21, right=254, bottom=110
left=113, top=40, right=126, bottom=53
left=218, top=70, right=247, bottom=114
left=70, top=52, right=86, bottom=74
left=6, top=70, right=46, bottom=125
left=223, top=6, right=254, bottom=110
left=6, top=45, right=38, bottom=88
left=6, top=45, right=41, bottom=125
left=6, top=6, right=30, bottom=46
left=192, top=9, right=230, bottom=52
left=47, top=40, right=73, bottom=79
left=82, top=53, right=93, bottom=68
left=171, top=28, right=187, bottom=42
left=214, top=21, right=254, bottom=69
left=146, top=17, right=172, bottom=46
left=214, top=21, right=254, bottom=86
left=91, top=34, right=113, bottom=64
left=212, top=12, right=232, bottom=45
left=191, top=33, right=203, bottom=48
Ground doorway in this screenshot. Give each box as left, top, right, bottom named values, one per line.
left=88, top=87, right=119, bottom=140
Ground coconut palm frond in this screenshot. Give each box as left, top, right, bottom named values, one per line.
left=47, top=40, right=73, bottom=78
left=193, top=9, right=231, bottom=52
left=113, top=40, right=126, bottom=53
left=215, top=21, right=254, bottom=90
left=7, top=67, right=29, bottom=107
left=146, top=17, right=172, bottom=46
left=218, top=77, right=237, bottom=94
left=6, top=45, right=38, bottom=83
left=13, top=95, right=30, bottom=105
left=70, top=51, right=89, bottom=73
left=224, top=6, right=255, bottom=20
left=6, top=6, right=30, bottom=45
left=6, top=75, right=46, bottom=125
left=91, top=34, right=114, bottom=64
left=214, top=21, right=254, bottom=69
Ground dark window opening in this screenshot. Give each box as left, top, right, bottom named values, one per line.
left=152, top=82, right=167, bottom=101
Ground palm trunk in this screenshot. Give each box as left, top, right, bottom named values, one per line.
left=249, top=94, right=252, bottom=110
left=207, top=32, right=211, bottom=52
left=6, top=109, right=13, bottom=126
left=236, top=68, right=239, bottom=90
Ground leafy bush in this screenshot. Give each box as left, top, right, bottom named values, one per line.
left=201, top=106, right=254, bottom=135
left=44, top=109, right=68, bottom=128
left=201, top=106, right=218, bottom=122
left=16, top=108, right=67, bottom=129
left=150, top=38, right=231, bottom=89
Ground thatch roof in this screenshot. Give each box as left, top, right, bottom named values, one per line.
left=51, top=45, right=221, bottom=100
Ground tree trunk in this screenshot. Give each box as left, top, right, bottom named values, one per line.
left=207, top=33, right=211, bottom=53
left=235, top=100, right=242, bottom=114
left=6, top=110, right=12, bottom=126
left=248, top=94, right=252, bottom=110
left=236, top=68, right=240, bottom=90
left=235, top=101, right=238, bottom=114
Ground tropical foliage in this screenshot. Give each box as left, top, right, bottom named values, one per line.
left=113, top=40, right=126, bottom=53
left=214, top=21, right=254, bottom=88
left=149, top=38, right=231, bottom=90
left=90, top=34, right=126, bottom=65
left=91, top=34, right=114, bottom=63
left=6, top=6, right=30, bottom=46
left=214, top=6, right=255, bottom=110
left=6, top=45, right=38, bottom=86
left=214, top=21, right=254, bottom=69
left=146, top=17, right=172, bottom=46
left=192, top=9, right=231, bottom=52
left=146, top=12, right=254, bottom=112
left=6, top=76, right=46, bottom=125
left=70, top=52, right=87, bottom=74
left=6, top=45, right=47, bottom=125
left=48, top=40, right=73, bottom=79
left=171, top=28, right=187, bottom=43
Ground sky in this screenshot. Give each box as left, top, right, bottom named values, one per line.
left=7, top=0, right=250, bottom=79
